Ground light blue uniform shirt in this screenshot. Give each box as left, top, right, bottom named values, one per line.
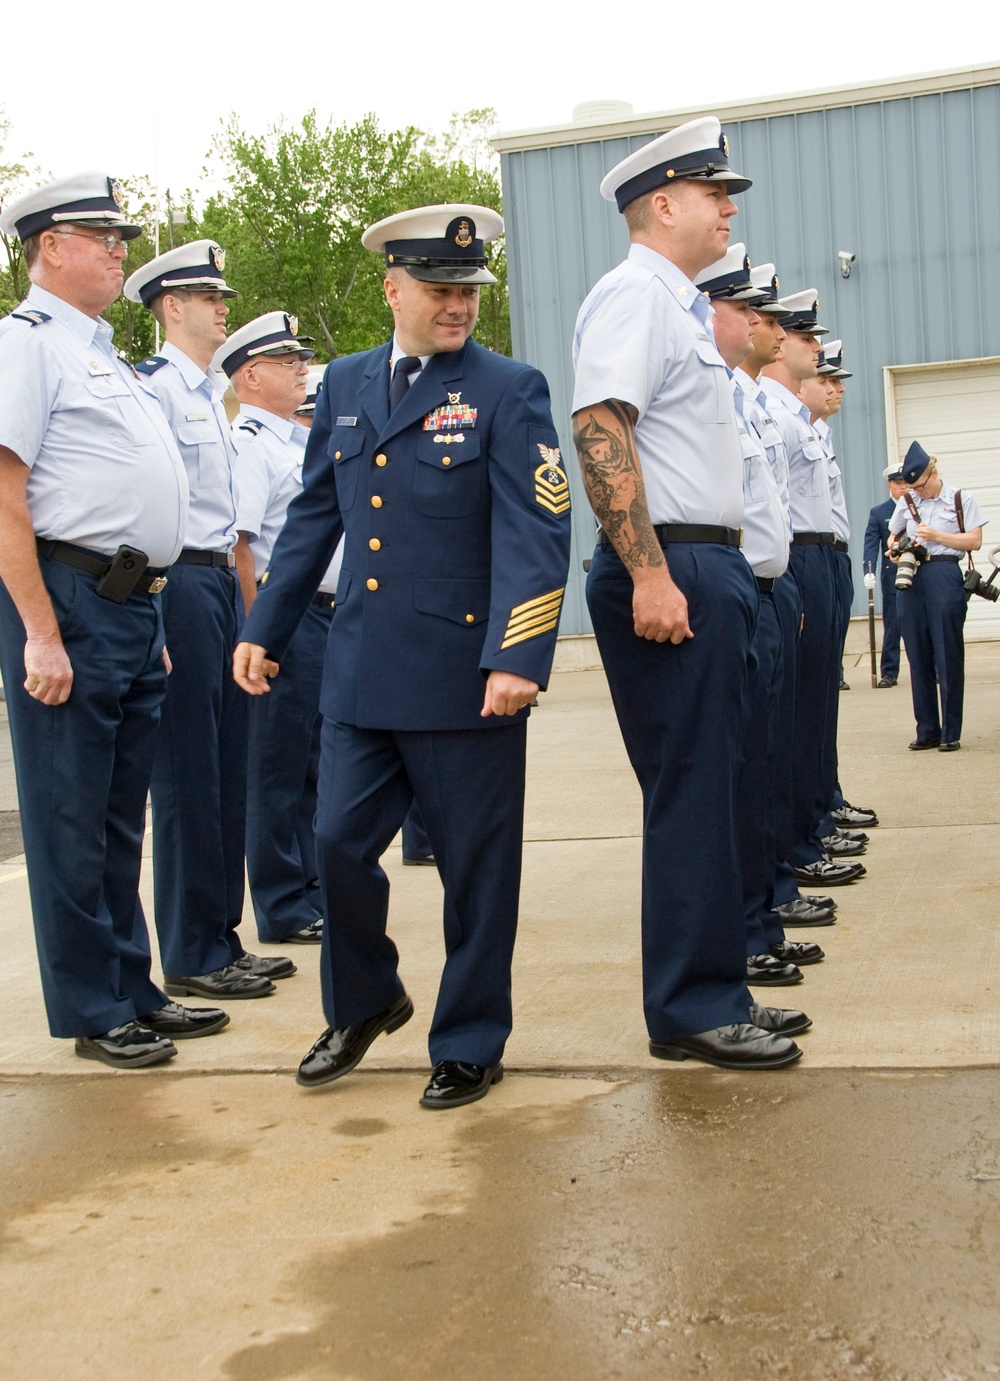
left=759, top=377, right=833, bottom=535
left=143, top=341, right=238, bottom=552
left=232, top=404, right=343, bottom=593
left=735, top=370, right=790, bottom=522
left=573, top=244, right=744, bottom=530
left=815, top=417, right=850, bottom=543
left=0, top=285, right=188, bottom=567
left=732, top=379, right=789, bottom=580
left=889, top=482, right=988, bottom=555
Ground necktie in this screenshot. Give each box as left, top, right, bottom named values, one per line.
left=389, top=356, right=422, bottom=413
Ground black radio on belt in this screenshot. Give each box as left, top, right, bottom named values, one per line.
left=95, top=546, right=152, bottom=603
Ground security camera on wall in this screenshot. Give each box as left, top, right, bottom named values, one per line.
left=838, top=251, right=856, bottom=279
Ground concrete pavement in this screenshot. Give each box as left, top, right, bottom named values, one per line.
left=1, top=642, right=1000, bottom=1377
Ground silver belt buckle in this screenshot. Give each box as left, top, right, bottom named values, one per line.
left=735, top=527, right=744, bottom=548
left=227, top=550, right=236, bottom=569
left=148, top=575, right=168, bottom=594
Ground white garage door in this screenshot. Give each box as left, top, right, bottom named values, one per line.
left=885, top=357, right=1000, bottom=640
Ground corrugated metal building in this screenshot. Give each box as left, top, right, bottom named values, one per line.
left=495, top=65, right=1000, bottom=642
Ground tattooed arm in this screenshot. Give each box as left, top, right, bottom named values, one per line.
left=572, top=400, right=693, bottom=644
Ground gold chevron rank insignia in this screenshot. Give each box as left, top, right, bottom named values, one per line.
left=534, top=444, right=570, bottom=515
left=500, top=587, right=565, bottom=650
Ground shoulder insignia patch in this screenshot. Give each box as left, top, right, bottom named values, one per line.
left=10, top=308, right=51, bottom=326
left=500, top=587, right=565, bottom=651
left=238, top=418, right=264, bottom=437
left=134, top=355, right=168, bottom=376
left=534, top=444, right=571, bottom=515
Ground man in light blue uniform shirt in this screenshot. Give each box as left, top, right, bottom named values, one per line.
left=217, top=312, right=340, bottom=946
left=889, top=441, right=987, bottom=750
left=125, top=244, right=292, bottom=999
left=0, top=173, right=230, bottom=1066
left=761, top=293, right=866, bottom=892
left=696, top=246, right=822, bottom=999
left=573, top=118, right=803, bottom=1070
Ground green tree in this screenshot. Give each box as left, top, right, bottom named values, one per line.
left=0, top=111, right=41, bottom=316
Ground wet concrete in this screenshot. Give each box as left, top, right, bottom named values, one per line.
left=2, top=1069, right=1000, bottom=1380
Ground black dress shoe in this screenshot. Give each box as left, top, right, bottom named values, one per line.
left=793, top=858, right=863, bottom=887
left=877, top=676, right=897, bottom=688
left=839, top=678, right=850, bottom=691
left=775, top=898, right=836, bottom=927
left=163, top=965, right=276, bottom=999
left=829, top=827, right=869, bottom=845
left=770, top=939, right=825, bottom=966
left=297, top=993, right=414, bottom=1088
left=749, top=1001, right=813, bottom=1038
left=939, top=741, right=961, bottom=752
left=649, top=1025, right=802, bottom=1070
left=234, top=952, right=296, bottom=980
left=909, top=737, right=941, bottom=750
left=419, top=1060, right=504, bottom=1109
left=802, top=894, right=837, bottom=910
left=139, top=1001, right=230, bottom=1039
left=282, top=920, right=323, bottom=944
left=831, top=802, right=879, bottom=828
left=747, top=954, right=803, bottom=986
left=402, top=855, right=437, bottom=867
left=75, top=1021, right=177, bottom=1068
left=821, top=833, right=866, bottom=857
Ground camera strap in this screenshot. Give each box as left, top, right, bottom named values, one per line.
left=954, top=489, right=976, bottom=573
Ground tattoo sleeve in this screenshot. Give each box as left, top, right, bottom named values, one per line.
left=572, top=400, right=665, bottom=572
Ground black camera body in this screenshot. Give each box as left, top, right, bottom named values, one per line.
left=894, top=535, right=929, bottom=592
left=963, top=567, right=1000, bottom=603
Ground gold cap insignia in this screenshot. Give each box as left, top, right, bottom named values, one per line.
left=774, top=275, right=780, bottom=292
left=109, top=178, right=125, bottom=209
left=722, top=134, right=730, bottom=158
left=455, top=220, right=473, bottom=249
left=287, top=315, right=298, bottom=336
left=211, top=245, right=226, bottom=271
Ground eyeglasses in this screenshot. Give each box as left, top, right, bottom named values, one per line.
left=910, top=471, right=936, bottom=492
left=254, top=357, right=307, bottom=370
left=54, top=229, right=126, bottom=254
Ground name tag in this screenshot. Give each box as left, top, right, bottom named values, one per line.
left=88, top=361, right=114, bottom=377
left=336, top=416, right=357, bottom=427
left=186, top=412, right=210, bottom=422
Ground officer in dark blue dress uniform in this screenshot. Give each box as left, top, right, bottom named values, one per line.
left=235, top=204, right=572, bottom=1108
left=0, top=173, right=229, bottom=1066
left=863, top=464, right=906, bottom=687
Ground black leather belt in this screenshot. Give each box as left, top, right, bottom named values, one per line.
left=176, top=548, right=234, bottom=568
left=598, top=523, right=743, bottom=548
left=791, top=532, right=836, bottom=547
left=311, top=591, right=336, bottom=608
left=35, top=539, right=168, bottom=593
left=833, top=539, right=849, bottom=553
left=756, top=577, right=775, bottom=593
left=927, top=554, right=961, bottom=563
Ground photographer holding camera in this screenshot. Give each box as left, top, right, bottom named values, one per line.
left=888, top=441, right=987, bottom=752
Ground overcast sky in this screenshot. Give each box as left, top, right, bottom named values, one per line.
left=2, top=0, right=995, bottom=204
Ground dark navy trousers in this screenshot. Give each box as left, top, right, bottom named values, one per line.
left=738, top=590, right=786, bottom=957
left=246, top=602, right=331, bottom=941
left=787, top=543, right=838, bottom=866
left=897, top=559, right=967, bottom=743
left=401, top=802, right=433, bottom=860
left=314, top=718, right=527, bottom=1066
left=0, top=563, right=167, bottom=1037
left=587, top=541, right=757, bottom=1040
left=150, top=564, right=248, bottom=976
left=771, top=568, right=803, bottom=907
left=880, top=570, right=901, bottom=680
left=818, top=549, right=854, bottom=836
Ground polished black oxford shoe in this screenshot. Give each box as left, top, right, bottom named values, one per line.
left=139, top=1001, right=230, bottom=1039
left=775, top=898, right=836, bottom=927
left=802, top=894, right=837, bottom=911
left=402, top=854, right=437, bottom=867
left=747, top=954, right=803, bottom=986
left=420, top=1060, right=504, bottom=1109
left=749, top=1001, right=813, bottom=1038
left=908, top=737, right=941, bottom=750
left=297, top=993, right=414, bottom=1088
left=164, top=964, right=275, bottom=999
left=234, top=951, right=297, bottom=979
left=877, top=676, right=897, bottom=688
left=821, top=832, right=867, bottom=857
left=282, top=920, right=323, bottom=944
left=831, top=802, right=879, bottom=827
left=75, top=1021, right=177, bottom=1069
left=793, top=859, right=864, bottom=886
left=649, top=1025, right=802, bottom=1070
left=939, top=741, right=961, bottom=752
left=770, top=939, right=825, bottom=966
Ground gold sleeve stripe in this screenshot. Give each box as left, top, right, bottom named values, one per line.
left=505, top=595, right=563, bottom=628
left=536, top=493, right=571, bottom=516
left=508, top=587, right=565, bottom=620
left=500, top=615, right=560, bottom=650
left=504, top=608, right=562, bottom=640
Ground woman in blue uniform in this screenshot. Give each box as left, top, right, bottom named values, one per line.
left=888, top=442, right=987, bottom=752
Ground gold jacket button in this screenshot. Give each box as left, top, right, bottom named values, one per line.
left=366, top=578, right=379, bottom=591
left=465, top=613, right=475, bottom=624
left=371, top=495, right=382, bottom=508
left=334, top=450, right=342, bottom=460
left=369, top=538, right=381, bottom=551
left=441, top=456, right=451, bottom=466
left=375, top=453, right=387, bottom=467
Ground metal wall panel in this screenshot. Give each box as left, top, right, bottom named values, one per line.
left=501, top=82, right=1000, bottom=634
